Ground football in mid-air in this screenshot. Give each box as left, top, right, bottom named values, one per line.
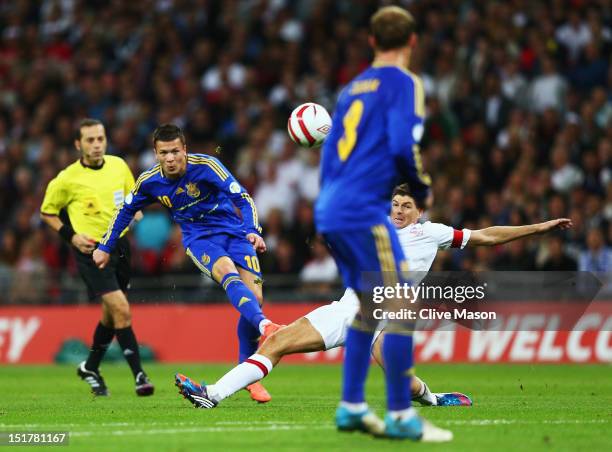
left=287, top=102, right=332, bottom=148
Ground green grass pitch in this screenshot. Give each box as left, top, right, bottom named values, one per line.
left=1, top=363, right=611, bottom=451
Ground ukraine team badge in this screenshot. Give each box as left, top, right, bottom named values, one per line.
left=186, top=182, right=200, bottom=198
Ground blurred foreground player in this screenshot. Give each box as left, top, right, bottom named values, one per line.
left=40, top=119, right=154, bottom=397
left=314, top=6, right=447, bottom=441
left=175, top=184, right=570, bottom=408
left=93, top=124, right=281, bottom=402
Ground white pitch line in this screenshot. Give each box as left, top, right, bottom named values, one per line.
left=69, top=425, right=333, bottom=437
left=0, top=420, right=325, bottom=429
left=212, top=419, right=609, bottom=426
left=1, top=418, right=607, bottom=433
left=443, top=419, right=609, bottom=426
left=0, top=422, right=140, bottom=428
left=213, top=421, right=325, bottom=425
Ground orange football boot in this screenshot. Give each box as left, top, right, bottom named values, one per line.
left=246, top=382, right=272, bottom=403
left=260, top=322, right=286, bottom=343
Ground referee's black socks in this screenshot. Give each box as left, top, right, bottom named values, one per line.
left=85, top=322, right=114, bottom=371
left=115, top=326, right=144, bottom=377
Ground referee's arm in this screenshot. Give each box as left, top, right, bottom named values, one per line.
left=40, top=213, right=96, bottom=254
left=40, top=177, right=96, bottom=254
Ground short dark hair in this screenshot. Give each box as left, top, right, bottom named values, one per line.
left=152, top=123, right=186, bottom=147
left=370, top=6, right=416, bottom=51
left=76, top=118, right=103, bottom=140
left=392, top=183, right=426, bottom=209
left=392, top=183, right=413, bottom=199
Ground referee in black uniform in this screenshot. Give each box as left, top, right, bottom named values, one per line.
left=40, top=118, right=154, bottom=397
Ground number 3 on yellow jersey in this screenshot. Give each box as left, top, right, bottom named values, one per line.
left=337, top=99, right=364, bottom=162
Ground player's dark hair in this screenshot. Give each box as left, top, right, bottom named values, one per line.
left=370, top=6, right=416, bottom=51
left=392, top=183, right=413, bottom=199
left=152, top=124, right=186, bottom=147
left=76, top=118, right=103, bottom=140
left=393, top=183, right=427, bottom=209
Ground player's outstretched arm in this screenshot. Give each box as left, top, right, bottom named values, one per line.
left=93, top=209, right=144, bottom=268
left=468, top=218, right=573, bottom=247
left=97, top=180, right=154, bottom=254
left=97, top=201, right=138, bottom=253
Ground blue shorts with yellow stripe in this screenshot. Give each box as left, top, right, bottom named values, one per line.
left=185, top=233, right=262, bottom=280
left=323, top=221, right=406, bottom=293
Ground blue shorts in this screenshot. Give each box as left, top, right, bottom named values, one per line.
left=185, top=233, right=262, bottom=279
left=323, top=221, right=406, bottom=293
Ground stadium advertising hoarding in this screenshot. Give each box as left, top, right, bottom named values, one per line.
left=0, top=302, right=610, bottom=364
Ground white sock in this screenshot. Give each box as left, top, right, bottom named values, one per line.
left=413, top=376, right=437, bottom=406
left=388, top=407, right=417, bottom=421
left=207, top=353, right=273, bottom=403
left=420, top=383, right=437, bottom=406
left=340, top=401, right=369, bottom=413
left=258, top=319, right=271, bottom=335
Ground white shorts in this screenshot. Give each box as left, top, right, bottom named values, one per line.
left=304, top=288, right=360, bottom=350
left=304, top=288, right=387, bottom=350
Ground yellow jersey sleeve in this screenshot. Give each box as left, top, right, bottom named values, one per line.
left=41, top=174, right=70, bottom=215
left=124, top=161, right=136, bottom=195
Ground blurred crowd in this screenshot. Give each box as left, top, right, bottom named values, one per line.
left=1, top=0, right=611, bottom=303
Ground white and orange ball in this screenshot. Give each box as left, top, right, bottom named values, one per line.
left=287, top=102, right=332, bottom=148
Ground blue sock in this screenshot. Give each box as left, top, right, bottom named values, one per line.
left=382, top=333, right=413, bottom=411
left=221, top=273, right=266, bottom=329
left=341, top=326, right=375, bottom=403
left=237, top=315, right=260, bottom=363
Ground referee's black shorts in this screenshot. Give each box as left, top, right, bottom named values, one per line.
left=74, top=236, right=131, bottom=301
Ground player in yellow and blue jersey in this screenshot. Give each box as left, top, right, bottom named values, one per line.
left=315, top=6, right=451, bottom=441
left=92, top=124, right=281, bottom=403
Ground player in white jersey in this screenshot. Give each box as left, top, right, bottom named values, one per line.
left=176, top=184, right=572, bottom=408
